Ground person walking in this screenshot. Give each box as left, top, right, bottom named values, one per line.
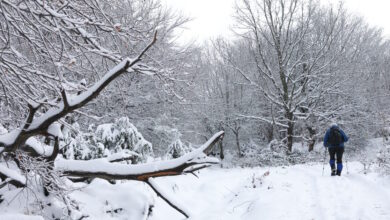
left=323, top=123, right=349, bottom=176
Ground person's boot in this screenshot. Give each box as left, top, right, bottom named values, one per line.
left=337, top=163, right=343, bottom=176
left=330, top=159, right=336, bottom=176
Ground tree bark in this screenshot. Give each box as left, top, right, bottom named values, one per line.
left=307, top=126, right=316, bottom=152
left=233, top=129, right=242, bottom=157
left=219, top=142, right=224, bottom=160
left=287, top=112, right=294, bottom=152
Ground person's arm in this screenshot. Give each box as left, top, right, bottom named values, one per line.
left=340, top=129, right=349, bottom=142
left=323, top=129, right=330, bottom=147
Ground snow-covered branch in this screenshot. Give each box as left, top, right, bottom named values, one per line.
left=0, top=32, right=157, bottom=155
left=56, top=131, right=224, bottom=181
left=0, top=163, right=26, bottom=188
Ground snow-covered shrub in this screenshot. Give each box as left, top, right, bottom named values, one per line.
left=377, top=145, right=390, bottom=175
left=227, top=141, right=279, bottom=167
left=61, top=117, right=153, bottom=163
left=236, top=140, right=289, bottom=167
left=228, top=139, right=324, bottom=167
left=165, top=139, right=193, bottom=159
left=61, top=122, right=105, bottom=160
left=149, top=126, right=193, bottom=159
left=379, top=127, right=390, bottom=141
left=150, top=125, right=188, bottom=155
left=356, top=150, right=375, bottom=174
left=95, top=117, right=153, bottom=162
left=268, top=139, right=288, bottom=154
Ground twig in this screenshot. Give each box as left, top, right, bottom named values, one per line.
left=146, top=177, right=190, bottom=218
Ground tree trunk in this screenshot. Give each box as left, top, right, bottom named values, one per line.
left=233, top=130, right=242, bottom=157
left=219, top=142, right=224, bottom=160
left=307, top=126, right=316, bottom=152
left=287, top=112, right=294, bottom=152
left=308, top=139, right=315, bottom=152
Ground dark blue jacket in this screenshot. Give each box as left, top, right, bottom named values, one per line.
left=323, top=125, right=348, bottom=148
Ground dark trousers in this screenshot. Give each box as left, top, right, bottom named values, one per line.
left=328, top=147, right=344, bottom=172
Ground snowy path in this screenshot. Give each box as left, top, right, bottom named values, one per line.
left=151, top=162, right=390, bottom=220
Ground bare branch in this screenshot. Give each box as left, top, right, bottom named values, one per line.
left=146, top=177, right=190, bottom=218
left=61, top=90, right=69, bottom=109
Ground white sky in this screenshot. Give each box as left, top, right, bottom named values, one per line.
left=162, top=0, right=236, bottom=43
left=162, top=0, right=390, bottom=44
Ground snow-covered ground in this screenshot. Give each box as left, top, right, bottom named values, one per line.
left=1, top=162, right=390, bottom=220
left=150, top=162, right=390, bottom=220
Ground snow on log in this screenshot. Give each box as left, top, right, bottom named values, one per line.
left=56, top=131, right=224, bottom=181
left=0, top=130, right=21, bottom=147
left=24, top=137, right=54, bottom=157
left=0, top=164, right=26, bottom=188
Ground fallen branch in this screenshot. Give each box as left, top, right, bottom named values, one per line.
left=56, top=131, right=224, bottom=218
left=56, top=131, right=224, bottom=181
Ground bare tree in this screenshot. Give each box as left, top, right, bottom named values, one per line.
left=234, top=0, right=363, bottom=151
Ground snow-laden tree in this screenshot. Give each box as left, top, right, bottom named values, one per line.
left=84, top=0, right=195, bottom=137
left=0, top=0, right=190, bottom=129
left=233, top=0, right=378, bottom=151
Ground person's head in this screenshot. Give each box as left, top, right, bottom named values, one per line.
left=329, top=122, right=338, bottom=128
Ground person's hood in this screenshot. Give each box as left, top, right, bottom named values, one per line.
left=330, top=122, right=338, bottom=129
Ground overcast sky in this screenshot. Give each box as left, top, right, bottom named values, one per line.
left=162, top=0, right=390, bottom=44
